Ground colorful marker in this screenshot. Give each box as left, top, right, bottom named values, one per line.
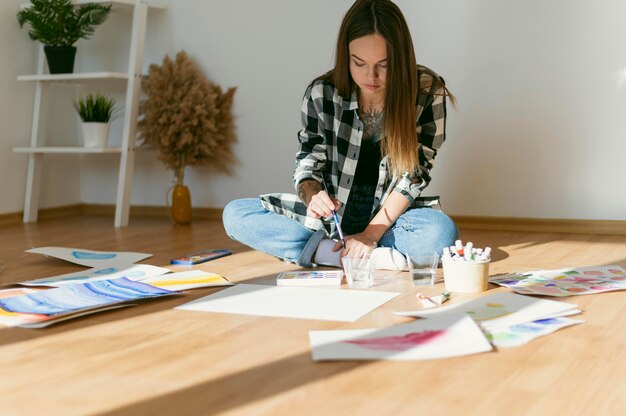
left=464, top=242, right=474, bottom=261
left=455, top=240, right=464, bottom=256
left=445, top=240, right=491, bottom=262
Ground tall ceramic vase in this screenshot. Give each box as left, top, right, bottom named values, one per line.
left=171, top=167, right=192, bottom=225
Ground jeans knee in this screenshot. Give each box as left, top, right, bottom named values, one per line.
left=412, top=210, right=458, bottom=255
left=221, top=201, right=236, bottom=235
left=435, top=213, right=458, bottom=248
left=222, top=198, right=254, bottom=238
left=383, top=209, right=459, bottom=258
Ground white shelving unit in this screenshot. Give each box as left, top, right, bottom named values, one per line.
left=14, top=0, right=167, bottom=227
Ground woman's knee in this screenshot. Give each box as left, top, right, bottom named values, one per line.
left=222, top=198, right=259, bottom=238
left=390, top=208, right=458, bottom=256
left=430, top=211, right=458, bottom=249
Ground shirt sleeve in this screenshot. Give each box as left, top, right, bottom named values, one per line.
left=394, top=79, right=447, bottom=204
left=293, top=82, right=327, bottom=190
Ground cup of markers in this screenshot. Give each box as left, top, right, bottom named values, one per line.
left=441, top=240, right=491, bottom=293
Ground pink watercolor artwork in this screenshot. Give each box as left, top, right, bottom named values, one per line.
left=309, top=314, right=493, bottom=361
left=344, top=330, right=446, bottom=351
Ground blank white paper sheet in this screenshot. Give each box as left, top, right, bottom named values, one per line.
left=175, top=283, right=400, bottom=322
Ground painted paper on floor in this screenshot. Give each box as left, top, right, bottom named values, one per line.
left=309, top=314, right=492, bottom=361
left=0, top=277, right=177, bottom=316
left=395, top=292, right=579, bottom=330
left=142, top=270, right=233, bottom=291
left=0, top=288, right=47, bottom=327
left=486, top=317, right=584, bottom=348
left=490, top=265, right=626, bottom=297
left=25, top=247, right=152, bottom=267
left=20, top=264, right=171, bottom=287
left=0, top=288, right=39, bottom=299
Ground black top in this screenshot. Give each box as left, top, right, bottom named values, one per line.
left=353, top=134, right=382, bottom=186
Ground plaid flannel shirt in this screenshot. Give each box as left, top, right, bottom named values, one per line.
left=260, top=65, right=448, bottom=234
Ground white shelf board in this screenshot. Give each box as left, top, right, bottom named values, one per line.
left=75, top=0, right=168, bottom=9
left=17, top=72, right=129, bottom=83
left=13, top=146, right=123, bottom=154
left=22, top=1, right=168, bottom=10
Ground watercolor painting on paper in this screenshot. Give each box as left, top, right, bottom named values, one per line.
left=143, top=270, right=233, bottom=291
left=490, top=265, right=626, bottom=297
left=309, top=314, right=492, bottom=361
left=486, top=317, right=584, bottom=348
left=20, top=264, right=171, bottom=287
left=0, top=277, right=176, bottom=316
left=25, top=247, right=152, bottom=267
left=0, top=288, right=47, bottom=327
left=395, top=292, right=579, bottom=330
left=0, top=288, right=38, bottom=299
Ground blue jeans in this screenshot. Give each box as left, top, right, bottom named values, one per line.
left=222, top=198, right=458, bottom=267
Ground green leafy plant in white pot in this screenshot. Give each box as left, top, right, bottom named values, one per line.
left=17, top=0, right=111, bottom=74
left=73, top=93, right=116, bottom=148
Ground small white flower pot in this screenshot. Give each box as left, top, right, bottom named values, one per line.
left=81, top=122, right=110, bottom=148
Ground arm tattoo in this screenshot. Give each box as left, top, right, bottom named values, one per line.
left=297, top=179, right=322, bottom=205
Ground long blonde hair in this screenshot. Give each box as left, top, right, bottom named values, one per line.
left=318, top=0, right=454, bottom=175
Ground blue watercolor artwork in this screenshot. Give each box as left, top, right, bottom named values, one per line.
left=25, top=247, right=152, bottom=267
left=487, top=317, right=583, bottom=348
left=0, top=277, right=177, bottom=316
left=94, top=267, right=119, bottom=275
left=20, top=264, right=171, bottom=287
left=72, top=251, right=117, bottom=261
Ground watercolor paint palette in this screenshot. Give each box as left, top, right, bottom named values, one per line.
left=276, top=270, right=343, bottom=286
left=489, top=265, right=626, bottom=297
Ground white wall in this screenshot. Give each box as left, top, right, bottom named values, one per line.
left=419, top=0, right=626, bottom=220
left=0, top=0, right=31, bottom=214
left=0, top=0, right=80, bottom=213
left=1, top=0, right=86, bottom=213
left=2, top=0, right=626, bottom=220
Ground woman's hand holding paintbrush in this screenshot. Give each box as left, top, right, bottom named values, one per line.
left=299, top=179, right=346, bottom=249
left=300, top=179, right=381, bottom=257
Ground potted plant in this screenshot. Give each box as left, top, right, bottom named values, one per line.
left=138, top=51, right=237, bottom=225
left=17, top=0, right=112, bottom=74
left=73, top=93, right=116, bottom=148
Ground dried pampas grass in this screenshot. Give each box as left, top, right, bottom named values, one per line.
left=138, top=51, right=237, bottom=180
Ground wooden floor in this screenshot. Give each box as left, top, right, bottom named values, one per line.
left=0, top=215, right=625, bottom=415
